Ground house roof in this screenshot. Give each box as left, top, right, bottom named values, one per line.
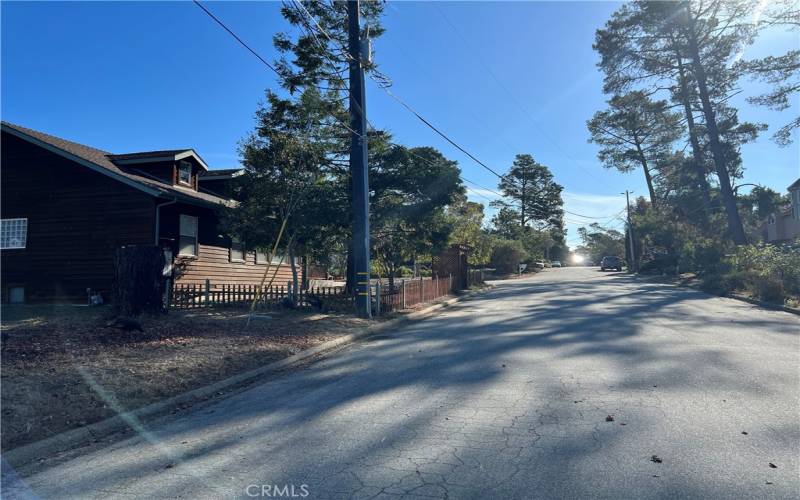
left=199, top=168, right=245, bottom=180
left=108, top=149, right=210, bottom=171
left=788, top=178, right=800, bottom=191
left=1, top=121, right=232, bottom=208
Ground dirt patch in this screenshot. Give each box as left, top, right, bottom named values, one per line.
left=1, top=305, right=373, bottom=451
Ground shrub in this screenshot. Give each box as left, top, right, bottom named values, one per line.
left=750, top=274, right=785, bottom=303
left=490, top=239, right=528, bottom=274
left=727, top=244, right=800, bottom=303
left=699, top=273, right=735, bottom=296
left=397, top=265, right=414, bottom=277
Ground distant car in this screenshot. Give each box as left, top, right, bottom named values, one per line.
left=533, top=261, right=546, bottom=269
left=600, top=256, right=623, bottom=272
left=552, top=260, right=562, bottom=267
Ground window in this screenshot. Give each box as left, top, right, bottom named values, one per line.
left=271, top=253, right=298, bottom=266
left=178, top=161, right=192, bottom=185
left=792, top=190, right=800, bottom=220
left=179, top=215, right=198, bottom=256
left=230, top=238, right=245, bottom=263
left=255, top=250, right=296, bottom=266
left=1, top=218, right=27, bottom=249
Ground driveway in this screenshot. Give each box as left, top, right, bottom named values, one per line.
left=3, top=268, right=799, bottom=499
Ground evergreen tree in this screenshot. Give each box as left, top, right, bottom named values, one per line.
left=588, top=91, right=682, bottom=208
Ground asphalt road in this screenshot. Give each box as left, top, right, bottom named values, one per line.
left=4, top=268, right=799, bottom=499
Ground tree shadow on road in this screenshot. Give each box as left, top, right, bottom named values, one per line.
left=8, top=272, right=800, bottom=498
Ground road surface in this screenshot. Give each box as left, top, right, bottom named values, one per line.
left=4, top=268, right=799, bottom=499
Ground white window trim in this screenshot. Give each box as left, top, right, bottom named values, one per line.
left=178, top=214, right=198, bottom=257
left=177, top=160, right=192, bottom=186
left=1, top=218, right=28, bottom=250
left=229, top=239, right=246, bottom=263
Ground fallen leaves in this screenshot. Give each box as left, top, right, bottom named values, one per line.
left=650, top=455, right=663, bottom=464
left=605, top=415, right=615, bottom=422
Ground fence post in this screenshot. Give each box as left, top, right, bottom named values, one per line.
left=375, top=281, right=381, bottom=315
left=420, top=276, right=424, bottom=303
left=402, top=279, right=406, bottom=309
left=449, top=273, right=452, bottom=293
left=204, top=279, right=210, bottom=307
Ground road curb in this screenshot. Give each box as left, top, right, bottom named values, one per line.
left=3, top=286, right=492, bottom=468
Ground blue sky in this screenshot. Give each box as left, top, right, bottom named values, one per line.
left=2, top=1, right=798, bottom=248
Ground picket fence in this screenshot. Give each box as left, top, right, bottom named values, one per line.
left=171, top=271, right=485, bottom=315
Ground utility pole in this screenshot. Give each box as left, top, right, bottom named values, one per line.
left=348, top=0, right=371, bottom=318
left=623, top=190, right=637, bottom=273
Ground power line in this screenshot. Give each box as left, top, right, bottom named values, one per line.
left=291, top=2, right=622, bottom=224
left=292, top=0, right=506, bottom=180
left=432, top=3, right=614, bottom=190
left=197, top=1, right=607, bottom=229
left=193, top=0, right=365, bottom=140
left=193, top=0, right=279, bottom=74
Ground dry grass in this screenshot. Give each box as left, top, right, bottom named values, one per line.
left=1, top=305, right=372, bottom=451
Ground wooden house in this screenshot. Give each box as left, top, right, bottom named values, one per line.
left=1, top=122, right=299, bottom=303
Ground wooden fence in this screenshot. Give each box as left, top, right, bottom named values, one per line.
left=376, top=275, right=455, bottom=314
left=172, top=271, right=486, bottom=314
left=171, top=281, right=350, bottom=311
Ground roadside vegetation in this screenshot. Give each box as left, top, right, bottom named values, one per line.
left=573, top=0, right=800, bottom=306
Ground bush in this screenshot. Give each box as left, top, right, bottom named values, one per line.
left=699, top=273, right=735, bottom=296
left=750, top=275, right=785, bottom=303
left=490, top=239, right=528, bottom=274
left=397, top=265, right=414, bottom=277
left=705, top=244, right=800, bottom=304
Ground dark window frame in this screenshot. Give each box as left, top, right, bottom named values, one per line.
left=177, top=160, right=192, bottom=186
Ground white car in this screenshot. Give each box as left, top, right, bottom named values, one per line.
left=552, top=261, right=562, bottom=267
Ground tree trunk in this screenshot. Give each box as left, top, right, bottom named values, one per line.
left=684, top=5, right=747, bottom=245
left=673, top=42, right=713, bottom=211
left=301, top=255, right=309, bottom=290
left=633, top=138, right=658, bottom=209
left=112, top=245, right=166, bottom=317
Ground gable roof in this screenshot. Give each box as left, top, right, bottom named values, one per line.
left=1, top=121, right=231, bottom=207
left=199, top=168, right=245, bottom=180
left=789, top=178, right=800, bottom=192
left=109, top=149, right=209, bottom=171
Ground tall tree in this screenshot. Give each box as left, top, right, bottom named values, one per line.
left=576, top=223, right=626, bottom=264
left=595, top=0, right=762, bottom=244
left=272, top=0, right=387, bottom=290
left=739, top=0, right=800, bottom=145
left=588, top=91, right=682, bottom=208
left=222, top=88, right=343, bottom=298
left=738, top=50, right=800, bottom=145
left=492, top=154, right=564, bottom=232
left=446, top=195, right=493, bottom=266
left=370, top=145, right=464, bottom=287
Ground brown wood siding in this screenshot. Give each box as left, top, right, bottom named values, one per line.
left=156, top=203, right=302, bottom=287
left=1, top=132, right=156, bottom=302
left=174, top=245, right=300, bottom=286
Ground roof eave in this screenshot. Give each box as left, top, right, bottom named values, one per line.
left=2, top=124, right=164, bottom=198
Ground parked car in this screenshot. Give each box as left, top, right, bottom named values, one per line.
left=600, top=256, right=623, bottom=271
left=552, top=260, right=562, bottom=267
left=533, top=261, right=546, bottom=269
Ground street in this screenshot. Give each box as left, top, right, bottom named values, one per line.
left=4, top=268, right=799, bottom=499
